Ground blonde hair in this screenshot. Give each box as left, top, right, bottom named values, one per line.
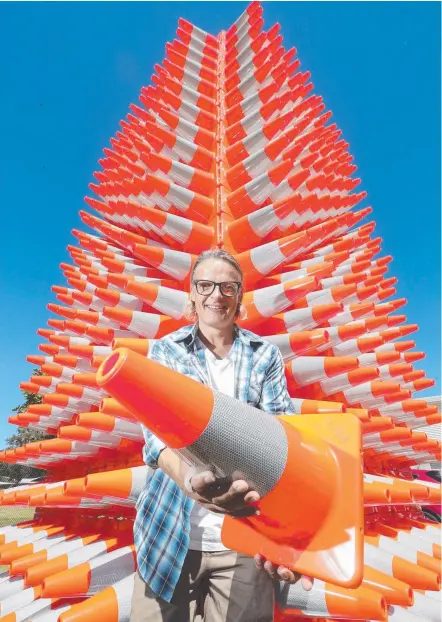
left=190, top=249, right=243, bottom=283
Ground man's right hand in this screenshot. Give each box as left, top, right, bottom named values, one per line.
left=189, top=470, right=260, bottom=517
left=157, top=449, right=260, bottom=517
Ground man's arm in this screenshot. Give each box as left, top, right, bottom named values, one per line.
left=157, top=447, right=189, bottom=490
left=259, top=346, right=296, bottom=415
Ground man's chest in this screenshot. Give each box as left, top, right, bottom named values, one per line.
left=168, top=348, right=267, bottom=407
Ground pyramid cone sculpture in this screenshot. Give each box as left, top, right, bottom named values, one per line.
left=2, top=2, right=440, bottom=619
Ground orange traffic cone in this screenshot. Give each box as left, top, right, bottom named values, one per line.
left=274, top=579, right=387, bottom=621
left=58, top=573, right=135, bottom=622
left=97, top=347, right=363, bottom=587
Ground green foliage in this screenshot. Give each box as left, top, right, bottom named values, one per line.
left=11, top=391, right=44, bottom=414
left=7, top=367, right=54, bottom=446
left=5, top=426, right=54, bottom=448
left=0, top=460, right=45, bottom=484
left=11, top=368, right=44, bottom=414
left=1, top=368, right=54, bottom=483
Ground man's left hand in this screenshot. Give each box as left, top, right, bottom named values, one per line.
left=254, top=554, right=314, bottom=587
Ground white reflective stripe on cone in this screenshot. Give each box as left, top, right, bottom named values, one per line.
left=406, top=592, right=440, bottom=622
left=0, top=586, right=39, bottom=615
left=9, top=596, right=55, bottom=622
left=0, top=576, right=25, bottom=599
left=88, top=546, right=136, bottom=594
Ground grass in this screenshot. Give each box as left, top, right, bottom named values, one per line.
left=0, top=507, right=35, bottom=528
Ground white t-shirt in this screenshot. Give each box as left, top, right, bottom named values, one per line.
left=188, top=345, right=235, bottom=551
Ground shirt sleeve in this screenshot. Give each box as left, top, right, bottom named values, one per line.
left=141, top=341, right=169, bottom=468
left=259, top=346, right=296, bottom=415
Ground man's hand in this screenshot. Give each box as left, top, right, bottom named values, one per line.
left=157, top=450, right=259, bottom=516
left=254, top=554, right=314, bottom=587
left=186, top=467, right=314, bottom=587
left=189, top=470, right=260, bottom=517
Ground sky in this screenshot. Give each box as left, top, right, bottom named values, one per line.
left=0, top=2, right=440, bottom=447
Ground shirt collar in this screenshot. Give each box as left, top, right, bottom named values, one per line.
left=170, top=323, right=264, bottom=350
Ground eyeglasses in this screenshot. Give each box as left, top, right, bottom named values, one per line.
left=193, top=280, right=242, bottom=297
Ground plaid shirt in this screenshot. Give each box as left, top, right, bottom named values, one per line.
left=134, top=323, right=295, bottom=601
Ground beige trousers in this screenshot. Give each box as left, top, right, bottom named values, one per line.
left=130, top=550, right=274, bottom=622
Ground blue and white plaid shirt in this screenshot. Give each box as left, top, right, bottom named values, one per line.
left=134, top=323, right=295, bottom=601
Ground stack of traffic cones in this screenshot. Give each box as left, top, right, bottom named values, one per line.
left=2, top=2, right=440, bottom=620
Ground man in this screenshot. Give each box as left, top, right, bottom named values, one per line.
left=131, top=249, right=312, bottom=622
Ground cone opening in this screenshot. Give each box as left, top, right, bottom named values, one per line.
left=97, top=349, right=127, bottom=386
left=102, top=351, right=120, bottom=376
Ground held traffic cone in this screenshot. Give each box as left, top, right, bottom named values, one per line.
left=97, top=348, right=363, bottom=587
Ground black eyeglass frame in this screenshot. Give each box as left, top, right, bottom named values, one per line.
left=192, top=280, right=242, bottom=297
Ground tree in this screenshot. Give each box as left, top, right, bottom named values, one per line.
left=0, top=369, right=54, bottom=484
left=7, top=368, right=55, bottom=447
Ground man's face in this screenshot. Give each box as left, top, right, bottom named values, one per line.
left=190, top=259, right=243, bottom=330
